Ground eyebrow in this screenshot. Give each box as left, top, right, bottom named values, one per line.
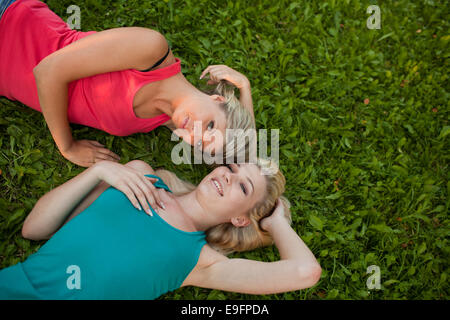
left=237, top=164, right=254, bottom=195
left=247, top=177, right=255, bottom=195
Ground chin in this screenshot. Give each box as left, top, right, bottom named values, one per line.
left=198, top=176, right=218, bottom=199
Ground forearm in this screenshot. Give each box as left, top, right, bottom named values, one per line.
left=268, top=219, right=319, bottom=266
left=22, top=164, right=102, bottom=240
left=238, top=80, right=254, bottom=120
left=196, top=221, right=322, bottom=294
left=34, top=64, right=74, bottom=153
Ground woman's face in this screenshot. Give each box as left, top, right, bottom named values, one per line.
left=195, top=163, right=267, bottom=226
left=172, top=95, right=227, bottom=155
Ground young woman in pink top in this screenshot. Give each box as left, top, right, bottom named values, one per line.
left=0, top=0, right=255, bottom=167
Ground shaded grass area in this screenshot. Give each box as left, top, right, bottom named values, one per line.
left=0, top=0, right=448, bottom=299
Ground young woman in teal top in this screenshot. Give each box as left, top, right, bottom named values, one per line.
left=0, top=160, right=321, bottom=299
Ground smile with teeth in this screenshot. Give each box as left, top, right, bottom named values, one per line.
left=212, top=178, right=223, bottom=196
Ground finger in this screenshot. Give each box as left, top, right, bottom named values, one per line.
left=207, top=66, right=225, bottom=75
left=210, top=71, right=227, bottom=82
left=96, top=147, right=121, bottom=161
left=200, top=65, right=215, bottom=79
left=213, top=71, right=228, bottom=81
left=128, top=181, right=154, bottom=216
left=130, top=177, right=160, bottom=215
left=140, top=179, right=163, bottom=212
left=120, top=185, right=142, bottom=211
left=89, top=140, right=105, bottom=147
left=208, top=74, right=218, bottom=83
left=140, top=175, right=164, bottom=209
left=94, top=153, right=119, bottom=163
left=199, top=66, right=211, bottom=79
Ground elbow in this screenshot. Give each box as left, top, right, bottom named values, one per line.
left=296, top=263, right=322, bottom=289
left=33, top=59, right=47, bottom=80
left=309, top=264, right=322, bottom=286
left=21, top=223, right=34, bottom=240
left=21, top=227, right=50, bottom=241
left=33, top=62, right=47, bottom=88
left=21, top=219, right=49, bottom=241
left=33, top=57, right=57, bottom=84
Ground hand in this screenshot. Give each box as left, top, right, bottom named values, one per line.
left=61, top=139, right=120, bottom=167
left=93, top=160, right=165, bottom=216
left=260, top=198, right=287, bottom=232
left=200, top=65, right=250, bottom=89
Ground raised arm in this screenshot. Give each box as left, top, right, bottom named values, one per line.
left=200, top=65, right=254, bottom=120
left=184, top=200, right=321, bottom=294
left=33, top=27, right=169, bottom=167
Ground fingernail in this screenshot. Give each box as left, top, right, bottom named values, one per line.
left=146, top=208, right=153, bottom=216
left=160, top=202, right=166, bottom=210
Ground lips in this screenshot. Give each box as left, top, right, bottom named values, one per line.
left=211, top=178, right=223, bottom=196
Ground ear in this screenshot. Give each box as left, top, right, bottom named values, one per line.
left=210, top=94, right=226, bottom=103
left=231, top=216, right=251, bottom=228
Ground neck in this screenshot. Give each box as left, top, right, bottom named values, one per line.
left=153, top=75, right=201, bottom=117
left=174, top=191, right=225, bottom=232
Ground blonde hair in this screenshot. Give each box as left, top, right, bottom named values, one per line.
left=207, top=80, right=256, bottom=162
left=155, top=158, right=291, bottom=255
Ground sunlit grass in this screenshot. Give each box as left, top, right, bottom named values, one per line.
left=0, top=0, right=448, bottom=299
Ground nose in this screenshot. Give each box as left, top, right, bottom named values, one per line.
left=223, top=169, right=231, bottom=184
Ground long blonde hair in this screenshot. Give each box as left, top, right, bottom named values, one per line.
left=207, top=80, right=256, bottom=162
left=155, top=158, right=291, bottom=255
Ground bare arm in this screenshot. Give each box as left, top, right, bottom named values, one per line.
left=33, top=27, right=169, bottom=167
left=238, top=80, right=254, bottom=120
left=21, top=160, right=160, bottom=241
left=61, top=160, right=157, bottom=227
left=184, top=201, right=321, bottom=294
left=21, top=163, right=103, bottom=240
left=199, top=65, right=254, bottom=121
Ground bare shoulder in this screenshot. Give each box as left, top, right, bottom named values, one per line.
left=114, top=27, right=169, bottom=70
left=181, top=244, right=228, bottom=287
left=124, top=160, right=156, bottom=175
left=36, top=26, right=170, bottom=81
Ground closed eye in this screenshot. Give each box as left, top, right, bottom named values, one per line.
left=226, top=164, right=247, bottom=195
left=240, top=183, right=247, bottom=195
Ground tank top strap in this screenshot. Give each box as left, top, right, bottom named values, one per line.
left=144, top=174, right=173, bottom=193
left=128, top=57, right=181, bottom=82
left=139, top=47, right=171, bottom=72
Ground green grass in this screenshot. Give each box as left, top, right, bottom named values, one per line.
left=0, top=0, right=448, bottom=300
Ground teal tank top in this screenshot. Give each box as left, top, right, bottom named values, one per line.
left=0, top=175, right=207, bottom=299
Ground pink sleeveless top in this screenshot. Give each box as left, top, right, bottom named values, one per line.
left=0, top=0, right=179, bottom=136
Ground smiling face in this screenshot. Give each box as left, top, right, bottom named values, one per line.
left=195, top=163, right=267, bottom=227
left=172, top=94, right=227, bottom=155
